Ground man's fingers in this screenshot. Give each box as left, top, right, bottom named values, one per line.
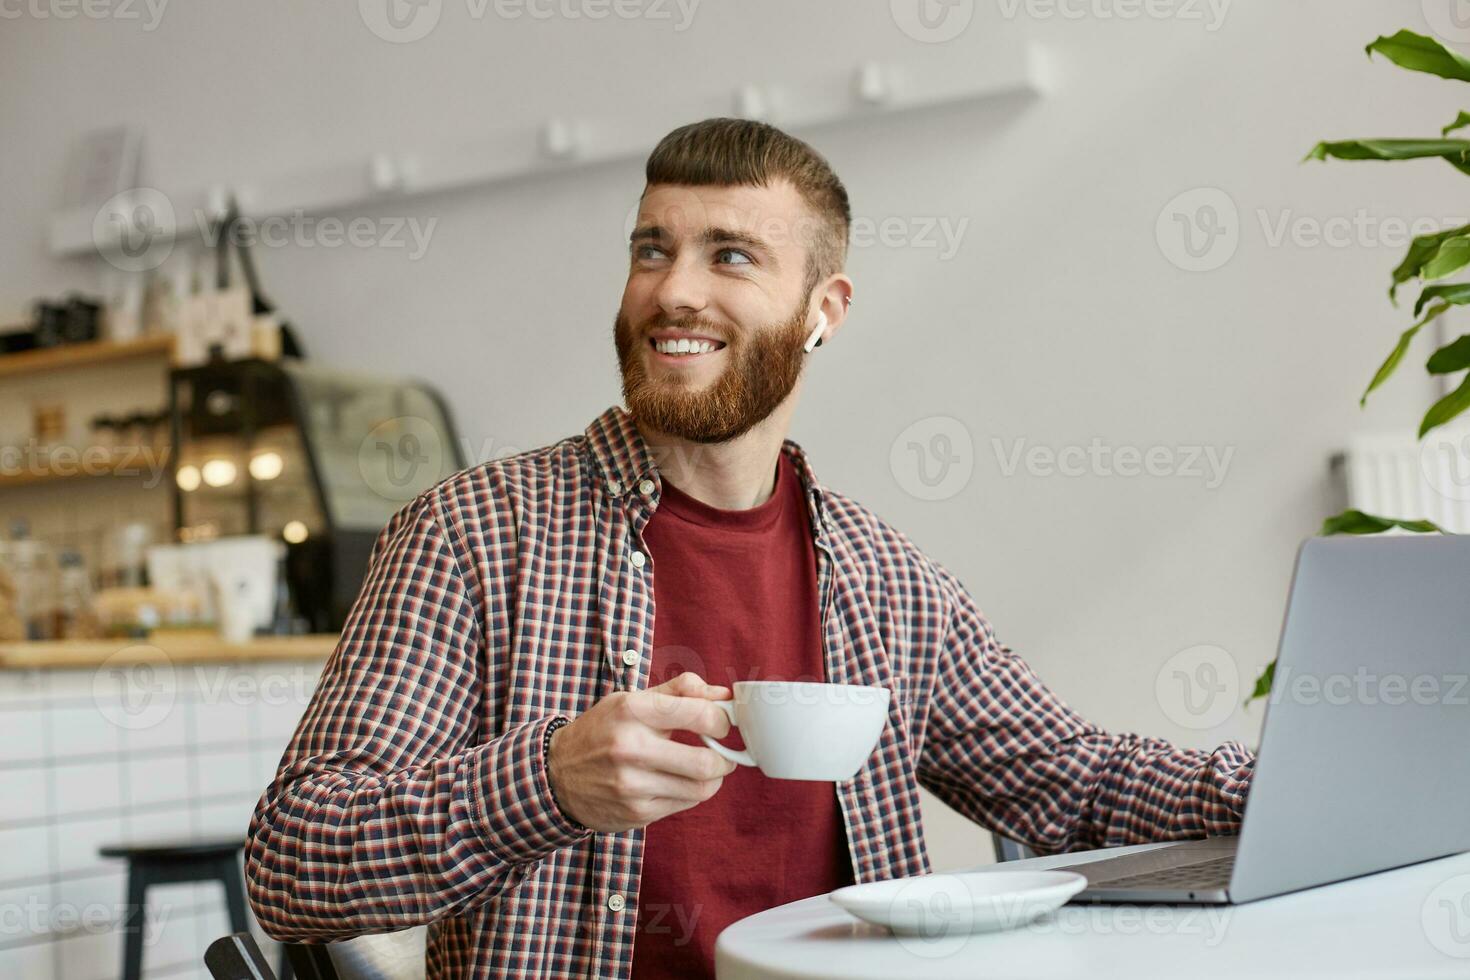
left=628, top=690, right=732, bottom=737
left=643, top=736, right=739, bottom=781
left=648, top=670, right=731, bottom=701
left=626, top=768, right=726, bottom=805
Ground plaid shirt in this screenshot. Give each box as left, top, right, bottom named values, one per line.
left=245, top=405, right=1255, bottom=979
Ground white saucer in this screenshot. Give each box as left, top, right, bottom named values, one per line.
left=828, top=870, right=1087, bottom=936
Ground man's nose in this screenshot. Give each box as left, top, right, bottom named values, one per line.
left=652, top=258, right=707, bottom=317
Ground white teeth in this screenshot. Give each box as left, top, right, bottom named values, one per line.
left=654, top=338, right=720, bottom=355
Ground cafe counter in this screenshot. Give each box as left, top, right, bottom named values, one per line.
left=0, top=632, right=338, bottom=670
left=0, top=633, right=335, bottom=979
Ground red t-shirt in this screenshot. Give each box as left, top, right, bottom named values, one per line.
left=629, top=451, right=855, bottom=979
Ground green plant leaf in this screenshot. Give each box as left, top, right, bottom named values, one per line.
left=1427, top=333, right=1470, bottom=374
left=1413, top=281, right=1470, bottom=317
left=1320, top=509, right=1444, bottom=535
left=1422, top=234, right=1470, bottom=280
left=1419, top=371, right=1470, bottom=436
left=1244, top=659, right=1275, bottom=708
left=1361, top=302, right=1449, bottom=405
left=1301, top=139, right=1470, bottom=175
left=1391, top=223, right=1470, bottom=302
left=1365, top=29, right=1470, bottom=82
left=1445, top=111, right=1470, bottom=136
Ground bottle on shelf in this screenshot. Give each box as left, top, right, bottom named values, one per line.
left=54, top=549, right=99, bottom=640
left=7, top=518, right=55, bottom=641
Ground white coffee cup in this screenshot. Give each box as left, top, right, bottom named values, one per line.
left=699, top=680, right=890, bottom=781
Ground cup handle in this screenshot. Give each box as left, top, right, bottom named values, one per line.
left=700, top=700, right=757, bottom=767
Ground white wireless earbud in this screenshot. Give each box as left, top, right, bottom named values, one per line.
left=803, top=311, right=828, bottom=353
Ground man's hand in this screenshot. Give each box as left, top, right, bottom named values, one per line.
left=546, top=671, right=738, bottom=833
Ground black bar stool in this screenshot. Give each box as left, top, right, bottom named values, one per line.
left=99, top=838, right=291, bottom=980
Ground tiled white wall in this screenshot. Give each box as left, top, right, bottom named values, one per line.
left=0, top=657, right=323, bottom=980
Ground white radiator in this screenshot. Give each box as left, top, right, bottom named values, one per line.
left=1338, top=420, right=1470, bottom=533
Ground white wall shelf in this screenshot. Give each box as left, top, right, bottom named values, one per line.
left=53, top=44, right=1046, bottom=260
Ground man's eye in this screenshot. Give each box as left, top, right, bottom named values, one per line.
left=633, top=244, right=666, bottom=260
left=716, top=248, right=753, bottom=266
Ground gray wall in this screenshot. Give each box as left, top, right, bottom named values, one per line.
left=1, top=0, right=1453, bottom=876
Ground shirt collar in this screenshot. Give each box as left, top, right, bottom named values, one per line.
left=583, top=405, right=833, bottom=536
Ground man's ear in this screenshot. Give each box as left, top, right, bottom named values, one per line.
left=810, top=277, right=854, bottom=349
left=804, top=312, right=828, bottom=352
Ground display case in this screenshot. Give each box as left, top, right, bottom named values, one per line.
left=168, top=358, right=464, bottom=631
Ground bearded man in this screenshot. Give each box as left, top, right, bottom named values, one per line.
left=246, top=117, right=1255, bottom=980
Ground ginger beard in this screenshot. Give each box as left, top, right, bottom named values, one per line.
left=615, top=301, right=812, bottom=444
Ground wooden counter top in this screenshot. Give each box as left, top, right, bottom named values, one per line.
left=0, top=632, right=338, bottom=670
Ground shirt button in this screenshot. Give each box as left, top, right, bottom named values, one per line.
left=607, top=479, right=622, bottom=495
left=637, top=478, right=655, bottom=496
left=630, top=550, right=646, bottom=569
left=607, top=893, right=625, bottom=913
left=621, top=648, right=639, bottom=667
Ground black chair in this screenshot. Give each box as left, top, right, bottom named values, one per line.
left=205, top=933, right=327, bottom=980
left=991, top=834, right=1037, bottom=863
left=204, top=933, right=279, bottom=980
left=99, top=838, right=291, bottom=980
left=206, top=927, right=426, bottom=980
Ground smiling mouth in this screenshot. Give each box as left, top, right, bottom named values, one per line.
left=648, top=337, right=727, bottom=359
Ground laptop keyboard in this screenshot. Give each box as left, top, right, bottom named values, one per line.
left=1087, top=853, right=1236, bottom=891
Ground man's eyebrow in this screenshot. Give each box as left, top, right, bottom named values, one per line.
left=696, top=226, right=774, bottom=256
left=629, top=224, right=668, bottom=243
left=629, top=224, right=780, bottom=266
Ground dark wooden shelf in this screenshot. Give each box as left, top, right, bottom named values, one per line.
left=0, top=334, right=172, bottom=380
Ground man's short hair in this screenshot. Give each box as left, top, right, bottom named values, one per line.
left=643, top=117, right=851, bottom=296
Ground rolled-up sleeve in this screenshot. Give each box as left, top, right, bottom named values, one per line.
left=244, top=491, right=591, bottom=942
left=916, top=564, right=1255, bottom=855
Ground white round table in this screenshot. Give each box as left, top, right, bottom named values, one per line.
left=715, top=843, right=1470, bottom=979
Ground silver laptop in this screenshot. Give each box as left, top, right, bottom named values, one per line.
left=1056, top=533, right=1470, bottom=904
